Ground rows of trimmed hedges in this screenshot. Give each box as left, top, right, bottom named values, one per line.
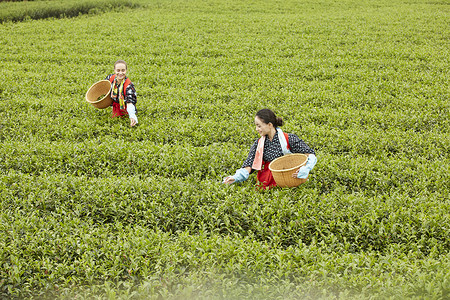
left=0, top=0, right=142, bottom=23
left=2, top=171, right=449, bottom=255
left=1, top=0, right=449, bottom=298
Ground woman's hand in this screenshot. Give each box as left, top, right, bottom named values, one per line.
left=293, top=154, right=317, bottom=178
left=292, top=166, right=309, bottom=178
left=223, top=167, right=251, bottom=184
left=126, top=104, right=138, bottom=127
left=222, top=176, right=236, bottom=184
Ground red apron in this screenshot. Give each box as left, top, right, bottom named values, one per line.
left=256, top=161, right=277, bottom=190
left=111, top=102, right=128, bottom=118
left=255, top=132, right=291, bottom=190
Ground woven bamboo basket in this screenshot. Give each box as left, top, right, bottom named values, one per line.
left=269, top=153, right=308, bottom=187
left=85, top=80, right=113, bottom=109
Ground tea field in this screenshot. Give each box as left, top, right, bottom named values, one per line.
left=1, top=0, right=449, bottom=299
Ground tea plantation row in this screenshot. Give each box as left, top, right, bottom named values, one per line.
left=2, top=171, right=449, bottom=298
left=1, top=138, right=448, bottom=197
left=0, top=0, right=143, bottom=23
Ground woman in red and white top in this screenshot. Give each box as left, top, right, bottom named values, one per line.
left=105, top=60, right=138, bottom=127
left=223, top=109, right=317, bottom=189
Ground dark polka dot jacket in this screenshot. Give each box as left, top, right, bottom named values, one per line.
left=242, top=131, right=315, bottom=169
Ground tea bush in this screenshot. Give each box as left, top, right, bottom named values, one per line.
left=0, top=0, right=143, bottom=23
left=0, top=0, right=449, bottom=298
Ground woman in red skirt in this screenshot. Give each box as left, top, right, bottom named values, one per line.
left=105, top=60, right=138, bottom=127
left=223, top=109, right=317, bottom=189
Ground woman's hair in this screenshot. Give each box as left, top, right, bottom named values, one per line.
left=114, top=60, right=127, bottom=69
left=255, top=109, right=284, bottom=127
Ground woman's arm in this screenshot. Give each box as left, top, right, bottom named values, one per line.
left=126, top=104, right=138, bottom=126
left=241, top=139, right=259, bottom=168
left=288, top=134, right=316, bottom=178
left=288, top=133, right=315, bottom=154
left=223, top=166, right=252, bottom=184
left=124, top=82, right=137, bottom=105
left=124, top=82, right=138, bottom=126
left=292, top=153, right=317, bottom=178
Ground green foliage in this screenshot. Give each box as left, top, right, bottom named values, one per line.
left=0, top=0, right=142, bottom=23
left=0, top=0, right=449, bottom=299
